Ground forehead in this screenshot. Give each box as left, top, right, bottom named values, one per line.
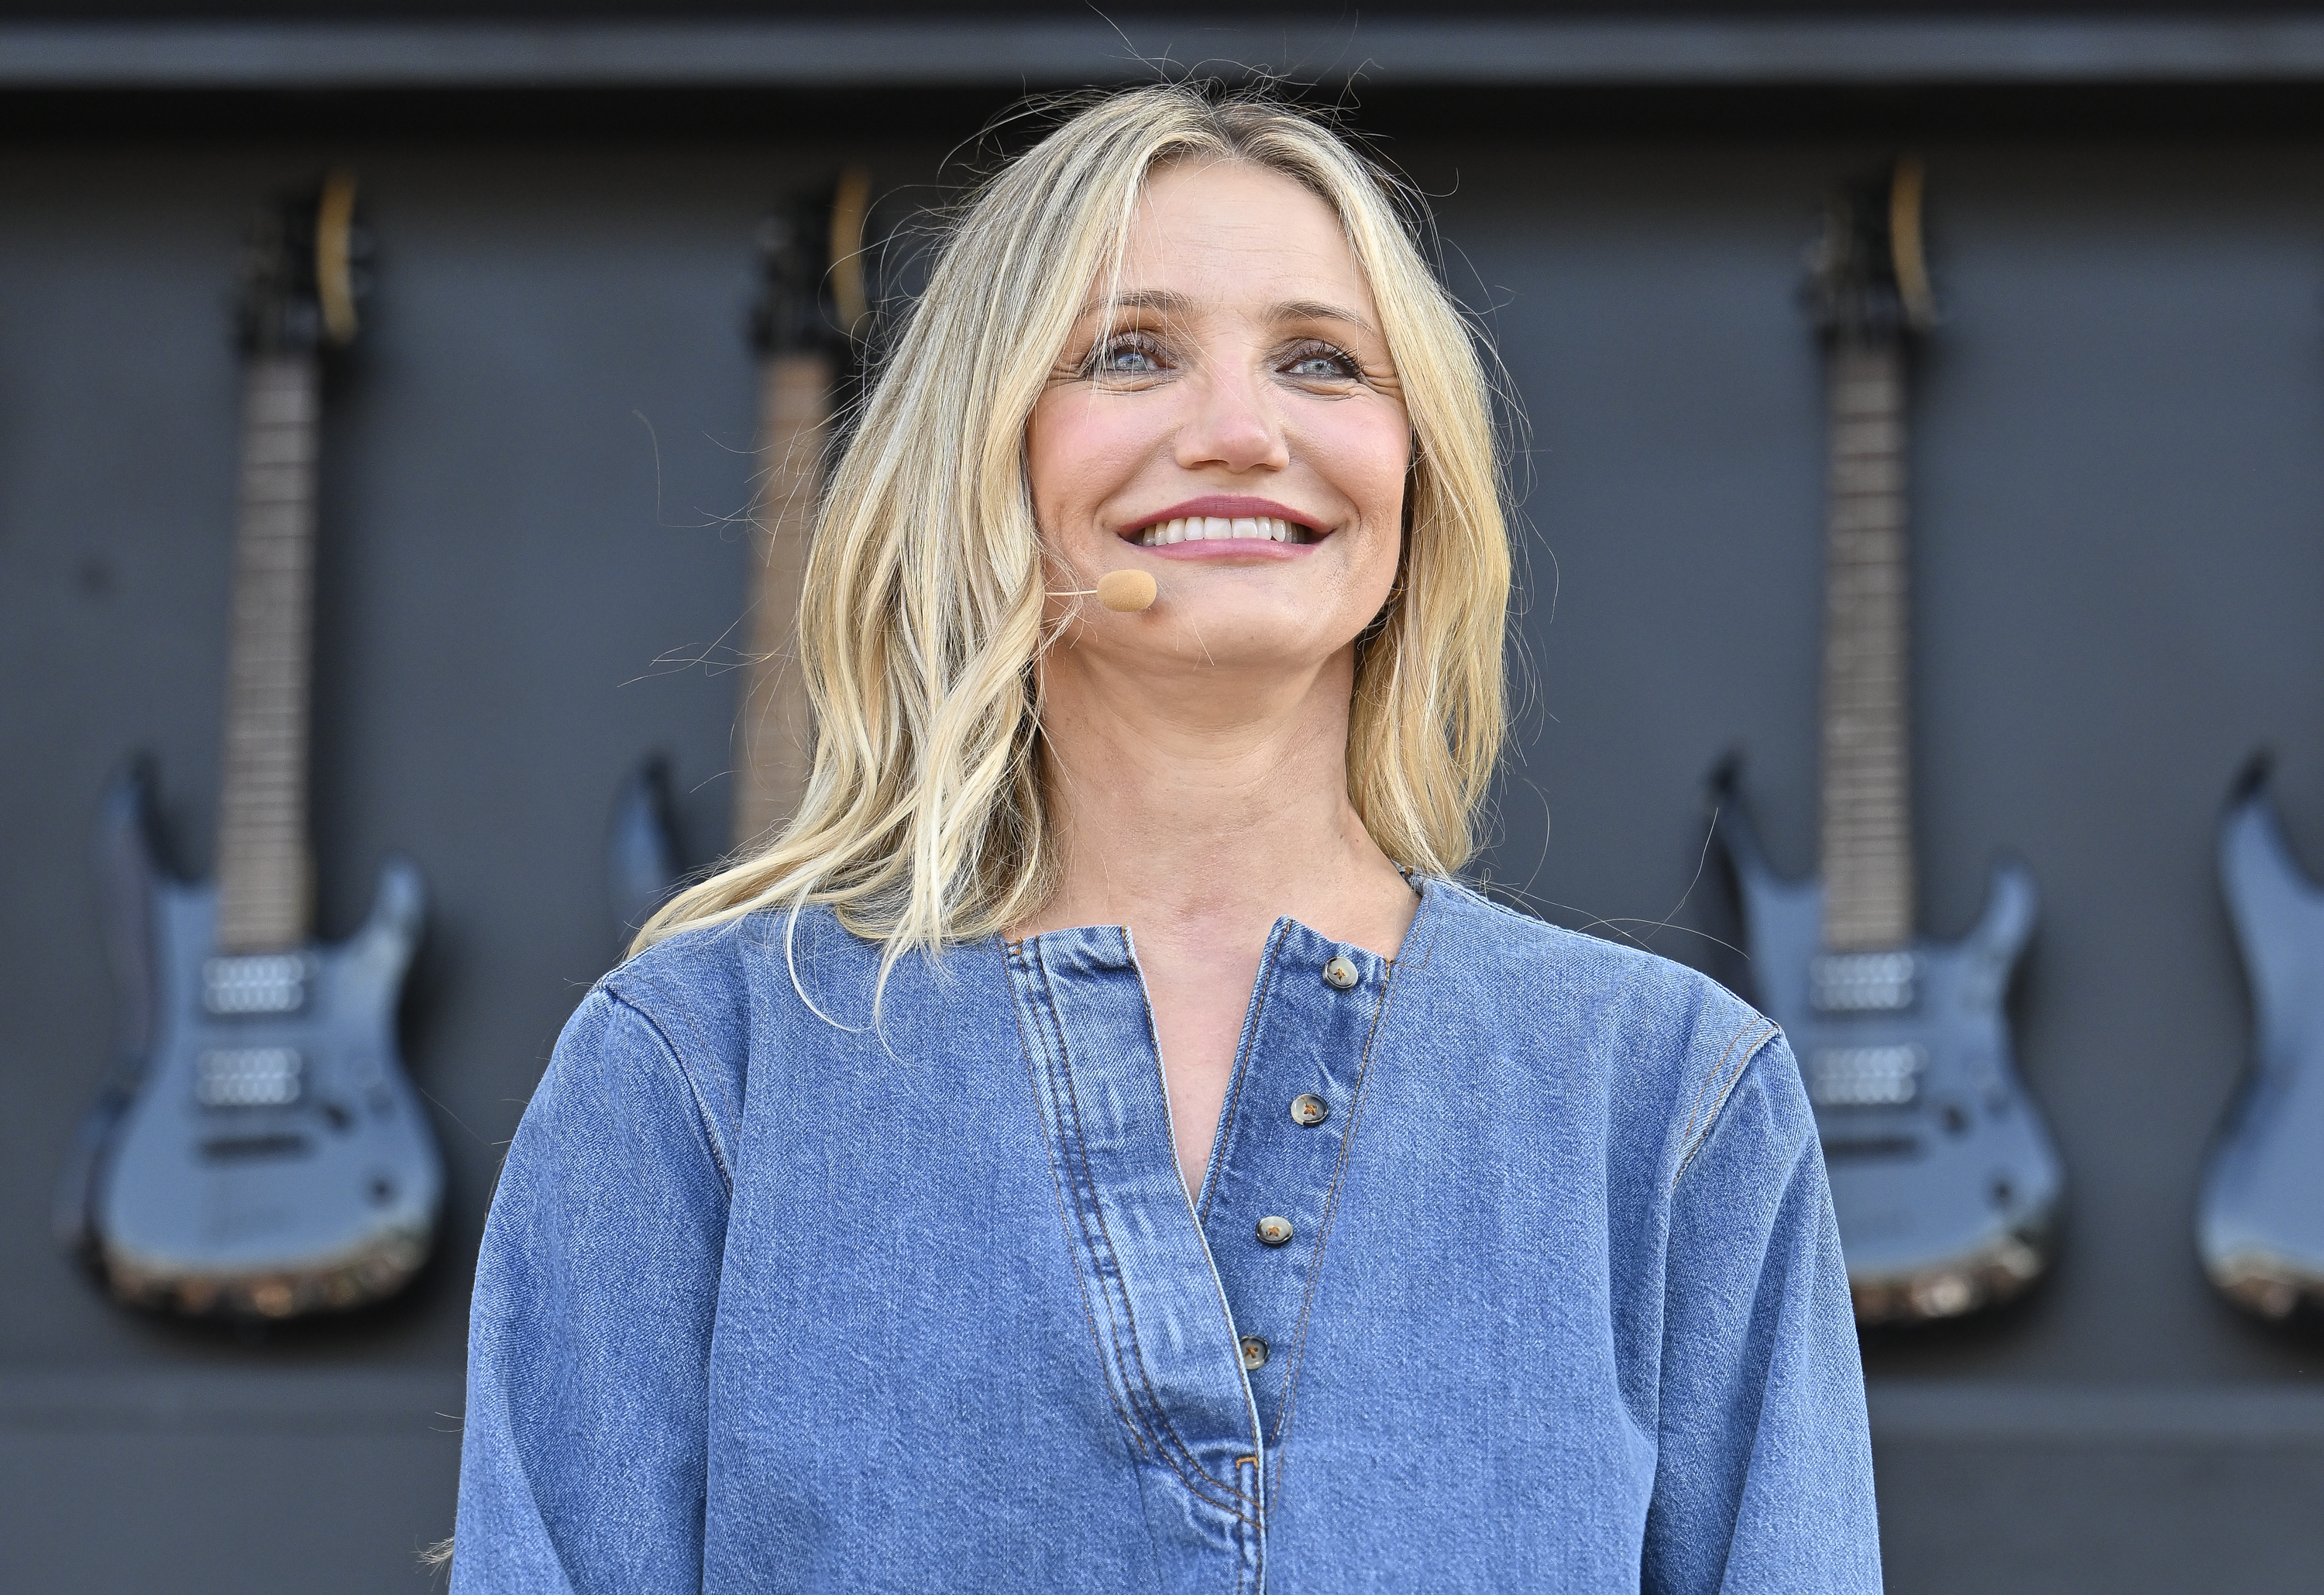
left=1113, top=160, right=1377, bottom=317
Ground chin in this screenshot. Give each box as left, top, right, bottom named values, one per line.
left=1147, top=602, right=1367, bottom=669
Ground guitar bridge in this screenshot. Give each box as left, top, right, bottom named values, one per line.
left=196, top=1047, right=305, bottom=1108
left=1810, top=951, right=1919, bottom=1013
left=1809, top=1044, right=1925, bottom=1108
left=203, top=954, right=308, bottom=1016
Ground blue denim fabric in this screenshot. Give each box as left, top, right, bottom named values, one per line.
left=454, top=876, right=1879, bottom=1593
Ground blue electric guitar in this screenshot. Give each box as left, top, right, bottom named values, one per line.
left=54, top=174, right=443, bottom=1318
left=1714, top=161, right=2065, bottom=1325
left=608, top=170, right=871, bottom=941
left=2202, top=756, right=2324, bottom=1320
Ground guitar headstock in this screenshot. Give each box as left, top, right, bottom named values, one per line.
left=236, top=170, right=366, bottom=356
left=750, top=165, right=873, bottom=360
left=1807, top=157, right=1936, bottom=343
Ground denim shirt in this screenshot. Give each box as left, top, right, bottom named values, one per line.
left=453, top=876, right=1880, bottom=1593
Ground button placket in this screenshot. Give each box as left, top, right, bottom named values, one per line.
left=1006, top=930, right=1267, bottom=1562
left=1198, top=927, right=1388, bottom=1444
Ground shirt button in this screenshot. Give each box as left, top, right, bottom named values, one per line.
left=1322, top=954, right=1359, bottom=990
left=1239, top=1335, right=1270, bottom=1370
left=1289, top=1093, right=1329, bottom=1126
left=1256, top=1215, right=1294, bottom=1247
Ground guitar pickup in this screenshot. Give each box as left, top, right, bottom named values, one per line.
left=1810, top=951, right=1919, bottom=1013
left=195, top=1047, right=305, bottom=1108
left=1810, top=1044, right=1925, bottom=1108
left=203, top=954, right=308, bottom=1016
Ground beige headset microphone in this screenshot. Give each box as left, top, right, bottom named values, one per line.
left=1054, top=569, right=1159, bottom=612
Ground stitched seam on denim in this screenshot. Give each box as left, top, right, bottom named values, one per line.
left=1198, top=920, right=1287, bottom=1229
left=1235, top=1456, right=1257, bottom=1595
left=1675, top=1010, right=1765, bottom=1150
left=1233, top=1465, right=1247, bottom=1595
left=1038, top=933, right=1254, bottom=1518
left=1672, top=1019, right=1780, bottom=1191
left=1690, top=1016, right=1775, bottom=1154
left=1083, top=928, right=1259, bottom=1513
left=620, top=935, right=750, bottom=1137
left=1263, top=889, right=1439, bottom=1503
left=1005, top=943, right=1152, bottom=1466
left=1034, top=952, right=1157, bottom=1452
left=596, top=985, right=734, bottom=1195
left=607, top=968, right=741, bottom=1184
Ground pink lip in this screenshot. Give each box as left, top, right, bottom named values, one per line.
left=1143, top=538, right=1312, bottom=562
left=1118, top=495, right=1329, bottom=538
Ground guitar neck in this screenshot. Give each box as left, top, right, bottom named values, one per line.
left=1817, top=335, right=1917, bottom=953
left=732, top=349, right=833, bottom=850
left=213, top=352, right=321, bottom=954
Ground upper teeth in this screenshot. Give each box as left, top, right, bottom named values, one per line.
left=1132, top=516, right=1305, bottom=547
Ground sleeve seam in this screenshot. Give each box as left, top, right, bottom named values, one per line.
left=1670, top=1016, right=1782, bottom=1192
left=600, top=982, right=736, bottom=1196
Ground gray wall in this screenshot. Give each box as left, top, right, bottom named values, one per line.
left=4, top=119, right=2322, bottom=1590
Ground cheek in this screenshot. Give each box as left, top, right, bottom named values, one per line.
left=1027, top=394, right=1144, bottom=531
left=1347, top=421, right=1413, bottom=610
left=1023, top=400, right=1074, bottom=526
left=1315, top=404, right=1412, bottom=524
left=1317, top=407, right=1413, bottom=583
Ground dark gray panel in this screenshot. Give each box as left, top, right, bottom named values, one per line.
left=1875, top=1435, right=2324, bottom=1594
left=24, top=10, right=2324, bottom=96
left=0, top=1426, right=459, bottom=1593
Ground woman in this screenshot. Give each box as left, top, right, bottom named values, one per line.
left=454, top=85, right=1880, bottom=1592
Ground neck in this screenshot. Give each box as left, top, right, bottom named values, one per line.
left=214, top=350, right=321, bottom=954
left=1817, top=332, right=1916, bottom=952
left=1019, top=643, right=1414, bottom=964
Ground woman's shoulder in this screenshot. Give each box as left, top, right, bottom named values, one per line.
left=598, top=901, right=873, bottom=1039
left=555, top=902, right=856, bottom=1074
left=1419, top=876, right=1762, bottom=1018
left=1411, top=877, right=1790, bottom=1137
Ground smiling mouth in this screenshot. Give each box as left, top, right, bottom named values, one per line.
left=1128, top=515, right=1319, bottom=548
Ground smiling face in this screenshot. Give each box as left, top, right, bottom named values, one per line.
left=1027, top=159, right=1411, bottom=686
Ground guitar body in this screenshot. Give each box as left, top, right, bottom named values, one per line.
left=2202, top=763, right=2324, bottom=1319
left=1717, top=776, right=2064, bottom=1322
left=74, top=765, right=442, bottom=1318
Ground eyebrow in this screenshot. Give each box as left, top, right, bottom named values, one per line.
left=1078, top=289, right=1379, bottom=338
left=1268, top=298, right=1379, bottom=337
left=1078, top=288, right=1191, bottom=318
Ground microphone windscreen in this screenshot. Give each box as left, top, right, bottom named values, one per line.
left=1095, top=569, right=1159, bottom=613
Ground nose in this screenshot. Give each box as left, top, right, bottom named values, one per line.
left=1174, top=362, right=1288, bottom=476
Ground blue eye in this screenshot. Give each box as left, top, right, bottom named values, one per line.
left=1287, top=345, right=1360, bottom=380
left=1094, top=339, right=1164, bottom=375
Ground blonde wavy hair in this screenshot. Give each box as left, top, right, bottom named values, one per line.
left=637, top=83, right=1511, bottom=962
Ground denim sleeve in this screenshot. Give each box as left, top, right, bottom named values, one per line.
left=452, top=987, right=732, bottom=1595
left=1643, top=1032, right=1883, bottom=1595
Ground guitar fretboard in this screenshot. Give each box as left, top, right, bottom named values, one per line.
left=1817, top=336, right=1916, bottom=953
left=214, top=353, right=320, bottom=954
left=732, top=350, right=832, bottom=849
